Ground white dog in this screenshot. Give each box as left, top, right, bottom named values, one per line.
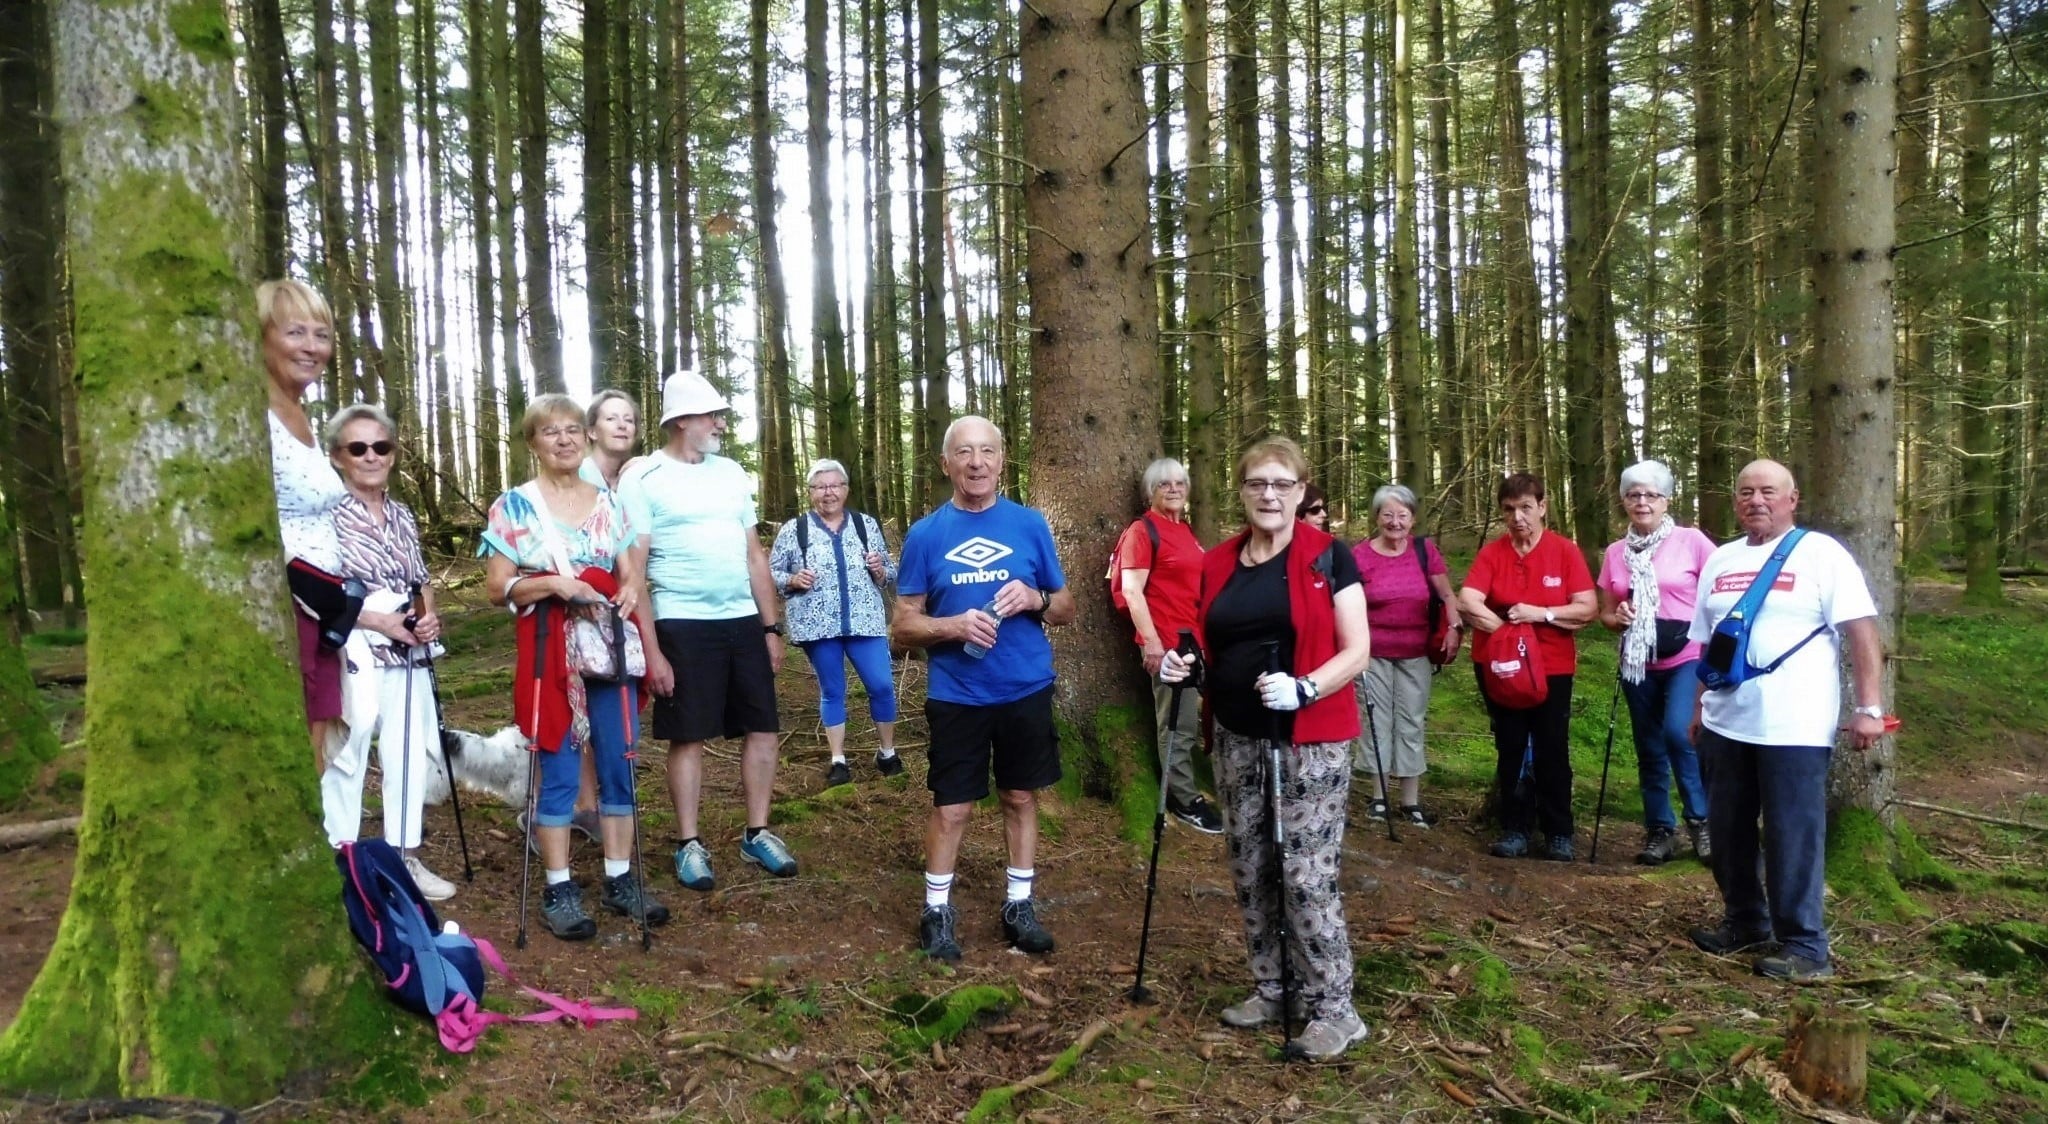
left=420, top=725, right=531, bottom=808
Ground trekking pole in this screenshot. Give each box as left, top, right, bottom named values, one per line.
left=1588, top=668, right=1622, bottom=864
left=1362, top=687, right=1397, bottom=843
left=397, top=610, right=418, bottom=871
left=412, top=584, right=473, bottom=882
left=516, top=601, right=549, bottom=950
left=614, top=606, right=652, bottom=952
left=1263, top=642, right=1296, bottom=1052
left=1131, top=629, right=1199, bottom=1005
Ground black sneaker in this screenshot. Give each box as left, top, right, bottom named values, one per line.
left=1754, top=953, right=1833, bottom=981
left=541, top=881, right=598, bottom=941
left=826, top=759, right=852, bottom=788
left=919, top=904, right=962, bottom=961
left=602, top=871, right=671, bottom=927
left=1001, top=899, right=1056, bottom=955
left=1636, top=827, right=1681, bottom=866
left=1544, top=835, right=1576, bottom=862
left=1398, top=804, right=1436, bottom=828
left=1689, top=922, right=1778, bottom=956
left=1489, top=832, right=1530, bottom=858
left=1169, top=796, right=1225, bottom=835
left=1366, top=798, right=1391, bottom=821
left=876, top=750, right=905, bottom=778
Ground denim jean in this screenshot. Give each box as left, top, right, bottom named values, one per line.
left=1621, top=661, right=1709, bottom=830
left=1698, top=728, right=1832, bottom=963
left=538, top=679, right=640, bottom=825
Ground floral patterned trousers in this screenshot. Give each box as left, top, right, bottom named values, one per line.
left=1212, top=728, right=1359, bottom=1022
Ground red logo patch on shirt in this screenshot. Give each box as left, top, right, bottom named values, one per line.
left=1713, top=570, right=1797, bottom=595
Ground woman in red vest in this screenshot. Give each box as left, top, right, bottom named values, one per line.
left=1160, top=437, right=1372, bottom=1062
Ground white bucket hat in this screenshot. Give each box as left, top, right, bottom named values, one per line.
left=658, top=369, right=730, bottom=427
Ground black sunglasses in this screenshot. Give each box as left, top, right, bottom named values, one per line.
left=1302, top=505, right=1326, bottom=516
left=343, top=440, right=396, bottom=457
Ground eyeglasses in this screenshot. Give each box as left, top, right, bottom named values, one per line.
left=1241, top=478, right=1300, bottom=496
left=809, top=482, right=848, bottom=492
left=1155, top=480, right=1189, bottom=490
left=1623, top=491, right=1667, bottom=504
left=342, top=440, right=395, bottom=458
left=538, top=425, right=584, bottom=440
left=1302, top=505, right=1326, bottom=517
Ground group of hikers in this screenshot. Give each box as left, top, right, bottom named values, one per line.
left=262, top=277, right=1889, bottom=1064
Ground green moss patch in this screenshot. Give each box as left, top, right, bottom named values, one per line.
left=1825, top=808, right=1922, bottom=919
left=1935, top=919, right=2048, bottom=978
left=884, top=984, right=1016, bottom=1058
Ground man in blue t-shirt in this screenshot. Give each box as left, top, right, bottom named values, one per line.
left=893, top=415, right=1075, bottom=960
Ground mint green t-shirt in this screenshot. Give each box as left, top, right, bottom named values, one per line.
left=617, top=452, right=760, bottom=620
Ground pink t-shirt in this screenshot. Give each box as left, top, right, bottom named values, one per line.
left=1353, top=537, right=1448, bottom=660
left=1597, top=526, right=1718, bottom=671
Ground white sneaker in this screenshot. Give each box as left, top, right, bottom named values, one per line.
left=406, top=856, right=457, bottom=901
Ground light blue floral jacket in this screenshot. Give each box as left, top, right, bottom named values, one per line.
left=769, top=511, right=896, bottom=643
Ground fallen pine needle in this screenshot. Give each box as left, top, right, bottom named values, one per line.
left=1439, top=1079, right=1479, bottom=1108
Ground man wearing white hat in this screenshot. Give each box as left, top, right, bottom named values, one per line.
left=620, top=370, right=799, bottom=891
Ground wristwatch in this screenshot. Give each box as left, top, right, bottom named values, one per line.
left=1852, top=704, right=1884, bottom=720
left=1543, top=608, right=1556, bottom=625
left=1296, top=676, right=1321, bottom=705
left=763, top=622, right=785, bottom=637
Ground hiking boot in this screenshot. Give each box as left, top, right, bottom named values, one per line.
left=1489, top=832, right=1531, bottom=859
left=1284, top=1012, right=1372, bottom=1062
left=541, top=881, right=598, bottom=941
left=1544, top=835, right=1576, bottom=862
left=1001, top=899, right=1056, bottom=954
left=875, top=750, right=905, bottom=778
left=1636, top=827, right=1682, bottom=866
left=1689, top=922, right=1778, bottom=956
left=739, top=829, right=799, bottom=877
left=826, top=759, right=852, bottom=788
left=1169, top=795, right=1225, bottom=835
left=1398, top=804, right=1437, bottom=829
left=1686, top=817, right=1713, bottom=861
left=405, top=856, right=457, bottom=902
left=1754, top=954, right=1834, bottom=981
left=919, top=904, right=962, bottom=961
left=1365, top=798, right=1391, bottom=821
left=1219, top=991, right=1287, bottom=1029
left=602, top=871, right=671, bottom=927
left=673, top=840, right=715, bottom=891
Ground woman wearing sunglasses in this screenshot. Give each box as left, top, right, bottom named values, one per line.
left=319, top=404, right=456, bottom=900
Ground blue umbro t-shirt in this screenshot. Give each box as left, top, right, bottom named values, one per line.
left=898, top=497, right=1067, bottom=706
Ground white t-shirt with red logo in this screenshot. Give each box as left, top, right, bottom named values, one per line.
left=1687, top=527, right=1878, bottom=747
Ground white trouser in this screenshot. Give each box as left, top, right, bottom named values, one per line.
left=322, top=655, right=439, bottom=849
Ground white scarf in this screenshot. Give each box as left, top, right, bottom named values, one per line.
left=1620, top=516, right=1674, bottom=684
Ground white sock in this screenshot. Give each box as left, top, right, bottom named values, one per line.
left=1006, top=867, right=1034, bottom=904
left=878, top=746, right=897, bottom=759
left=832, top=754, right=847, bottom=764
left=924, top=871, right=953, bottom=909
left=604, top=858, right=631, bottom=878
left=545, top=868, right=572, bottom=885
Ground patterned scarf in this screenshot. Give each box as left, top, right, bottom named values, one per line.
left=1620, top=516, right=1674, bottom=684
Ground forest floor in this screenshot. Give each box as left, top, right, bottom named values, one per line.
left=5, top=572, right=2048, bottom=1123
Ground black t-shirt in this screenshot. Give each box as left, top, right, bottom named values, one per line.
left=1206, top=541, right=1361, bottom=738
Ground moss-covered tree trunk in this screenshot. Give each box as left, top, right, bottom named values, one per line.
left=0, top=502, right=61, bottom=807
left=1020, top=0, right=1162, bottom=839
left=0, top=0, right=380, bottom=1098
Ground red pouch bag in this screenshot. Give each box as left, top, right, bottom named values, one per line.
left=1478, top=621, right=1548, bottom=709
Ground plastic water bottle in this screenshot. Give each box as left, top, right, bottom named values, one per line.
left=442, top=920, right=460, bottom=936
left=962, top=598, right=1003, bottom=660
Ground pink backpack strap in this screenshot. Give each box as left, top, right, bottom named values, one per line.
left=474, top=937, right=638, bottom=1024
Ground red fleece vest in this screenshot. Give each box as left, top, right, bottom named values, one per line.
left=1196, top=522, right=1361, bottom=744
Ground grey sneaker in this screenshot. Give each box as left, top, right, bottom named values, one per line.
left=739, top=829, right=799, bottom=877
left=602, top=871, right=671, bottom=926
left=541, top=881, right=597, bottom=941
left=918, top=903, right=962, bottom=961
left=1489, top=832, right=1531, bottom=858
left=1636, top=827, right=1682, bottom=866
left=673, top=839, right=715, bottom=891
left=1001, top=898, right=1056, bottom=954
left=1686, top=817, right=1713, bottom=861
left=1754, top=953, right=1833, bottom=981
left=1285, top=1013, right=1371, bottom=1061
left=1220, top=991, right=1286, bottom=1029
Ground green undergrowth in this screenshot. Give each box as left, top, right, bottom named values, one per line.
left=882, top=983, right=1015, bottom=1059
left=22, top=629, right=86, bottom=648
left=751, top=1073, right=858, bottom=1122
left=1935, top=919, right=2048, bottom=980
left=1894, top=598, right=2048, bottom=766
left=1825, top=808, right=1922, bottom=920
left=340, top=1015, right=476, bottom=1110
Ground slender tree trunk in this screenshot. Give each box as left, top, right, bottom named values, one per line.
left=1428, top=0, right=1460, bottom=519
left=465, top=0, right=502, bottom=497
left=1270, top=0, right=1300, bottom=441
left=1561, top=0, right=1606, bottom=562
left=1391, top=0, right=1428, bottom=497
left=917, top=0, right=950, bottom=504
left=1957, top=0, right=2000, bottom=604
left=805, top=0, right=855, bottom=475
left=1896, top=0, right=1934, bottom=554
left=493, top=0, right=525, bottom=427
left=1022, top=0, right=1161, bottom=810
left=583, top=0, right=615, bottom=390
left=0, top=498, right=61, bottom=805
left=1224, top=0, right=1267, bottom=442
left=1495, top=0, right=1544, bottom=479
left=2025, top=138, right=2047, bottom=559
left=0, top=0, right=381, bottom=1095
left=367, top=0, right=413, bottom=424
left=248, top=0, right=289, bottom=277
left=1808, top=0, right=1898, bottom=817
left=1154, top=0, right=1182, bottom=461
left=517, top=0, right=565, bottom=393
left=1183, top=0, right=1226, bottom=543
left=752, top=0, right=797, bottom=517
left=868, top=0, right=902, bottom=522
left=418, top=0, right=455, bottom=512
left=1692, top=0, right=1732, bottom=533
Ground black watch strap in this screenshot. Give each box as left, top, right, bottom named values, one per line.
left=763, top=622, right=784, bottom=636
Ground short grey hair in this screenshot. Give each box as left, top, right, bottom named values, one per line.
left=585, top=387, right=637, bottom=430
left=1140, top=457, right=1189, bottom=498
left=324, top=403, right=396, bottom=453
left=1618, top=459, right=1676, bottom=500
left=1371, top=484, right=1419, bottom=519
left=940, top=414, right=1004, bottom=455
left=806, top=458, right=848, bottom=487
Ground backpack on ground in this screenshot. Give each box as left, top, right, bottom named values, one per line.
left=1696, top=528, right=1829, bottom=692
left=338, top=839, right=637, bottom=1052
left=1106, top=514, right=1162, bottom=614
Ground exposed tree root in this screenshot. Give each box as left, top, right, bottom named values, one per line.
left=964, top=1013, right=1129, bottom=1123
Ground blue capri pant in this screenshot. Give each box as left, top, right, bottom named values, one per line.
left=803, top=635, right=898, bottom=727
left=536, top=678, right=639, bottom=826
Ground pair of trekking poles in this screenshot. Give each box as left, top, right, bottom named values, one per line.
left=513, top=599, right=656, bottom=952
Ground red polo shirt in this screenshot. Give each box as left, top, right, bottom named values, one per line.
left=1117, top=513, right=1205, bottom=647
left=1464, top=530, right=1594, bottom=675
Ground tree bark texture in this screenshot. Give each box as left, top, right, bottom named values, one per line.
left=0, top=0, right=380, bottom=1097
left=516, top=0, right=566, bottom=393
left=1692, top=0, right=1733, bottom=535
left=1957, top=0, right=2001, bottom=605
left=1182, top=0, right=1225, bottom=543
left=0, top=501, right=61, bottom=806
left=751, top=0, right=797, bottom=518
